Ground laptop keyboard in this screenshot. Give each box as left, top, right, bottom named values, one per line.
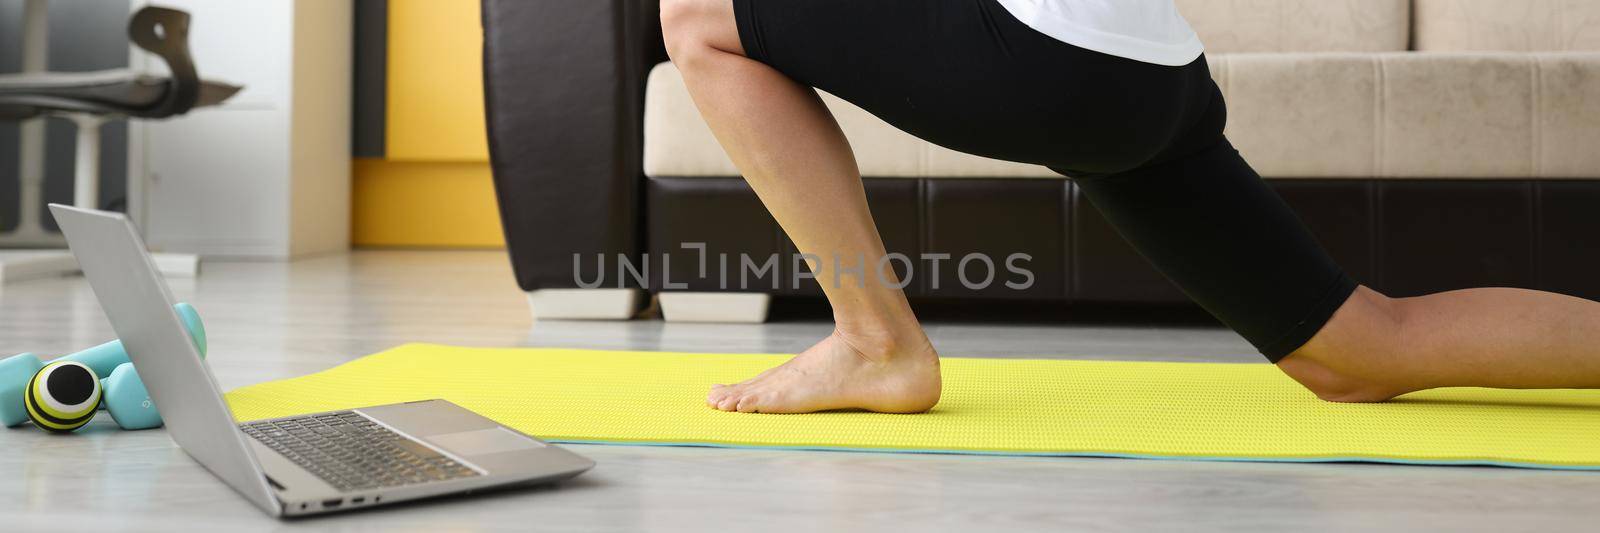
left=241, top=411, right=480, bottom=492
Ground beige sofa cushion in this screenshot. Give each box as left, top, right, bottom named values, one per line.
left=1538, top=54, right=1600, bottom=177
left=643, top=63, right=1056, bottom=178
left=1215, top=54, right=1382, bottom=177
left=646, top=55, right=1600, bottom=180
left=1415, top=0, right=1600, bottom=52
left=1175, top=0, right=1409, bottom=53
left=1217, top=52, right=1600, bottom=178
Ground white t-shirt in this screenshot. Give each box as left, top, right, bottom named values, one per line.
left=992, top=0, right=1203, bottom=66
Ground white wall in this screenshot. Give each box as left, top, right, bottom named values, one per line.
left=131, top=0, right=351, bottom=259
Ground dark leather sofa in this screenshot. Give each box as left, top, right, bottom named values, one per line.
left=480, top=0, right=1600, bottom=320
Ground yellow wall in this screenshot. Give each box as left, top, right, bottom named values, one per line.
left=353, top=0, right=503, bottom=248
left=352, top=160, right=504, bottom=248
left=385, top=0, right=488, bottom=161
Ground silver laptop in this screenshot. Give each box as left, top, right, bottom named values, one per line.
left=50, top=205, right=594, bottom=518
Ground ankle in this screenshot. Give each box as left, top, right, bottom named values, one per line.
left=831, top=322, right=933, bottom=363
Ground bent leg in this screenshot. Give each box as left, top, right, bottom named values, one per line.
left=661, top=0, right=939, bottom=414
left=1281, top=286, right=1600, bottom=402
left=1079, top=126, right=1600, bottom=400
left=1073, top=135, right=1357, bottom=362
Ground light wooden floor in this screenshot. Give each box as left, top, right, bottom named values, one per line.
left=1, top=251, right=1595, bottom=532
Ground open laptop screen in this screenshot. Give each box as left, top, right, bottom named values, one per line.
left=50, top=204, right=280, bottom=516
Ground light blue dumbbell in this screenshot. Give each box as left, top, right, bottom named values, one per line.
left=1, top=302, right=206, bottom=429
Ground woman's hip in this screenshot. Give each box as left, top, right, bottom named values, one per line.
left=731, top=0, right=1222, bottom=174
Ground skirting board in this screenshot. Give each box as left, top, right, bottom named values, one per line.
left=0, top=232, right=66, bottom=247
left=151, top=252, right=201, bottom=278
left=0, top=250, right=79, bottom=285
left=0, top=250, right=199, bottom=284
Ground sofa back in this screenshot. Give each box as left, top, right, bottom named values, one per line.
left=1179, top=0, right=1600, bottom=53
left=1175, top=0, right=1410, bottom=53
left=1414, top=0, right=1600, bottom=51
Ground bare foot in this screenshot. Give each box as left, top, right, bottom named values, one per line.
left=706, top=330, right=941, bottom=414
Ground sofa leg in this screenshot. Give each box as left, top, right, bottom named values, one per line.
left=526, top=288, right=643, bottom=320
left=659, top=292, right=772, bottom=323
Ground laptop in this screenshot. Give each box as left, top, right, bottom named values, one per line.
left=50, top=204, right=595, bottom=517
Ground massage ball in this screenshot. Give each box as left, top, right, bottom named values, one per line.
left=24, top=361, right=103, bottom=433
left=1, top=303, right=206, bottom=429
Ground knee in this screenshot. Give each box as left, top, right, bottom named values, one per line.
left=659, top=0, right=697, bottom=53
left=660, top=0, right=728, bottom=65
left=1278, top=355, right=1399, bottom=403
left=1276, top=286, right=1412, bottom=403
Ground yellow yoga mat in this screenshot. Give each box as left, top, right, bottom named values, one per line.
left=224, top=344, right=1600, bottom=470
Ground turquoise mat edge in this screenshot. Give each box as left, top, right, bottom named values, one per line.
left=546, top=438, right=1600, bottom=471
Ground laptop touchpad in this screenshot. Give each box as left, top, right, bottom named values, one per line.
left=428, top=427, right=546, bottom=456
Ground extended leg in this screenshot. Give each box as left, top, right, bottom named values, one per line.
left=1281, top=286, right=1600, bottom=402
left=661, top=0, right=939, bottom=413
left=1079, top=135, right=1600, bottom=401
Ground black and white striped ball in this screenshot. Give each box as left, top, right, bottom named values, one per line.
left=25, top=361, right=102, bottom=433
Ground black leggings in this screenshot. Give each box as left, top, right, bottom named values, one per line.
left=732, top=0, right=1357, bottom=362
